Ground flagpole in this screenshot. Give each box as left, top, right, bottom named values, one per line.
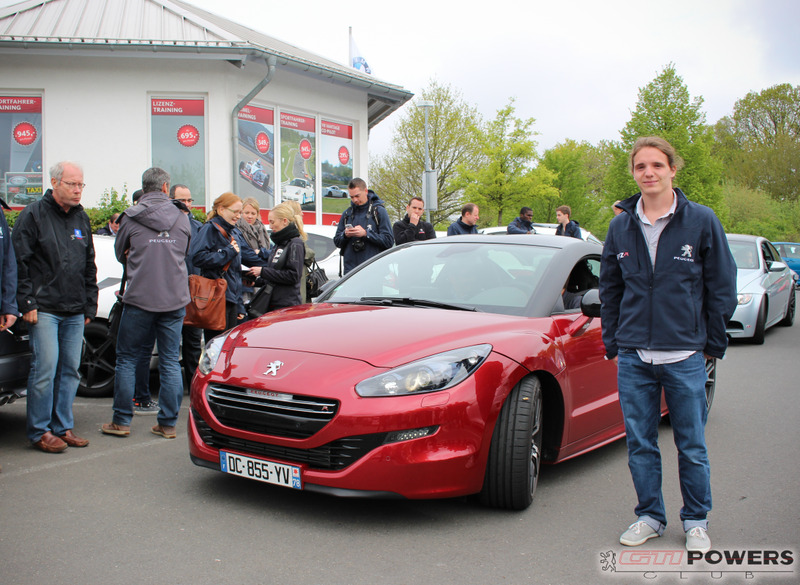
left=348, top=26, right=352, bottom=67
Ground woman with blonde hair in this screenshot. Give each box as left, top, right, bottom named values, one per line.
left=248, top=202, right=307, bottom=314
left=284, top=200, right=316, bottom=302
left=190, top=192, right=246, bottom=337
left=237, top=197, right=270, bottom=253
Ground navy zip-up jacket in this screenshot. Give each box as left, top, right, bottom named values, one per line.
left=599, top=188, right=737, bottom=360
left=333, top=190, right=393, bottom=274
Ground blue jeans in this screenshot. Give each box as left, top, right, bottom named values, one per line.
left=113, top=305, right=185, bottom=427
left=26, top=312, right=85, bottom=442
left=617, top=350, right=711, bottom=533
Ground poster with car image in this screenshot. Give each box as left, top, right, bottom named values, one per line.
left=237, top=104, right=275, bottom=208
left=151, top=98, right=206, bottom=205
left=320, top=120, right=353, bottom=207
left=0, top=96, right=43, bottom=206
left=280, top=111, right=316, bottom=210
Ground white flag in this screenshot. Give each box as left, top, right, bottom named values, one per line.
left=350, top=35, right=372, bottom=75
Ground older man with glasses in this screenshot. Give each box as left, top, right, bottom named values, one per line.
left=13, top=161, right=98, bottom=453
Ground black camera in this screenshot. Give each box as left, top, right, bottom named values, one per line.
left=351, top=238, right=366, bottom=252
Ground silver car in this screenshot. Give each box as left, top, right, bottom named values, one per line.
left=726, top=234, right=795, bottom=344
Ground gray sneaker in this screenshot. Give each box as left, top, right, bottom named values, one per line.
left=685, top=526, right=711, bottom=553
left=133, top=399, right=159, bottom=416
left=620, top=521, right=660, bottom=546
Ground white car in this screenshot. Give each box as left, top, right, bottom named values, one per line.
left=302, top=224, right=342, bottom=281
left=281, top=178, right=315, bottom=205
left=479, top=223, right=603, bottom=245
left=78, top=235, right=124, bottom=397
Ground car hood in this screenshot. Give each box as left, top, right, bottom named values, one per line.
left=736, top=269, right=763, bottom=291
left=227, top=303, right=551, bottom=369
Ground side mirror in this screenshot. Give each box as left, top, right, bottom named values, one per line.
left=580, top=288, right=602, bottom=318
left=768, top=260, right=788, bottom=273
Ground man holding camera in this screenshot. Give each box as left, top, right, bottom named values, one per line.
left=333, top=177, right=393, bottom=274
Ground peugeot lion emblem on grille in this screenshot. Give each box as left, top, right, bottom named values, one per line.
left=263, top=360, right=284, bottom=376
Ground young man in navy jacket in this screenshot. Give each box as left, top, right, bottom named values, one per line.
left=599, top=137, right=736, bottom=554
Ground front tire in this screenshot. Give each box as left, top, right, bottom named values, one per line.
left=479, top=376, right=543, bottom=510
left=78, top=320, right=116, bottom=397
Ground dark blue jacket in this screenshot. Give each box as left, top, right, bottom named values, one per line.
left=0, top=201, right=17, bottom=316
left=555, top=219, right=581, bottom=239
left=599, top=189, right=737, bottom=360
left=507, top=216, right=533, bottom=234
left=333, top=190, right=393, bottom=274
left=190, top=216, right=245, bottom=315
left=13, top=190, right=98, bottom=319
left=447, top=218, right=478, bottom=236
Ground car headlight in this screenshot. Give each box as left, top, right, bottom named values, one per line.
left=737, top=293, right=753, bottom=305
left=355, top=344, right=492, bottom=397
left=197, top=332, right=231, bottom=375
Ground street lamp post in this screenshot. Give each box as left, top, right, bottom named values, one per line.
left=417, top=100, right=435, bottom=223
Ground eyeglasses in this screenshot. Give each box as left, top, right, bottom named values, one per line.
left=225, top=207, right=242, bottom=216
left=61, top=181, right=85, bottom=189
left=176, top=198, right=193, bottom=204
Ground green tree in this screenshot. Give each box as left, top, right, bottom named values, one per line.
left=86, top=185, right=131, bottom=232
left=369, top=81, right=483, bottom=228
left=455, top=100, right=557, bottom=226
left=607, top=64, right=723, bottom=215
left=540, top=139, right=607, bottom=234
left=715, top=83, right=800, bottom=202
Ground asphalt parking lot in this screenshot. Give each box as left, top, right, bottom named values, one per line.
left=1, top=307, right=798, bottom=585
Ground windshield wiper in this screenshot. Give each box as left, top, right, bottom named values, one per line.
left=358, top=296, right=478, bottom=312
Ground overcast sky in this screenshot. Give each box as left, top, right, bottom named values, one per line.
left=185, top=0, right=800, bottom=158
left=4, top=0, right=799, bottom=159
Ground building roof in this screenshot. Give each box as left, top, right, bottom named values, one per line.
left=0, top=0, right=413, bottom=128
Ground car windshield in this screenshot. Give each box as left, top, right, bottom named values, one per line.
left=729, top=241, right=759, bottom=269
left=325, top=242, right=558, bottom=316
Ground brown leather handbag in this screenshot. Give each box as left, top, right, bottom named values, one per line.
left=184, top=223, right=233, bottom=330
left=184, top=274, right=228, bottom=330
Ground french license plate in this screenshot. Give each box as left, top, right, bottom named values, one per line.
left=220, top=451, right=302, bottom=490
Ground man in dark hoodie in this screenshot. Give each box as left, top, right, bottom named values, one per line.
left=101, top=167, right=191, bottom=440
left=333, top=177, right=393, bottom=274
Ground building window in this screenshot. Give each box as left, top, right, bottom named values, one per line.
left=0, top=95, right=43, bottom=206
left=320, top=119, right=353, bottom=215
left=237, top=104, right=275, bottom=208
left=150, top=97, right=206, bottom=203
left=279, top=111, right=316, bottom=210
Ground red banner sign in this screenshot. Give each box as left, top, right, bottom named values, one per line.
left=152, top=99, right=205, bottom=116
left=0, top=96, right=42, bottom=114
left=321, top=120, right=353, bottom=139
left=280, top=112, right=315, bottom=133
left=238, top=105, right=274, bottom=125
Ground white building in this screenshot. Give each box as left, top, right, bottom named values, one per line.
left=0, top=0, right=412, bottom=224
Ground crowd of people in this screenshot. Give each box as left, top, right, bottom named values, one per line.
left=1, top=168, right=606, bottom=454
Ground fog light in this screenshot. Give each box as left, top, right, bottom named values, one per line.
left=384, top=426, right=438, bottom=444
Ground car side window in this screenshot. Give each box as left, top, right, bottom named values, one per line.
left=555, top=256, right=601, bottom=313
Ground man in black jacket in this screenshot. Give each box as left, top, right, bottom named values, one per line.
left=393, top=196, right=436, bottom=244
left=13, top=161, right=98, bottom=453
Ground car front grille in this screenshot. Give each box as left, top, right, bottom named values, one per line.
left=206, top=383, right=339, bottom=439
left=193, top=409, right=387, bottom=471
